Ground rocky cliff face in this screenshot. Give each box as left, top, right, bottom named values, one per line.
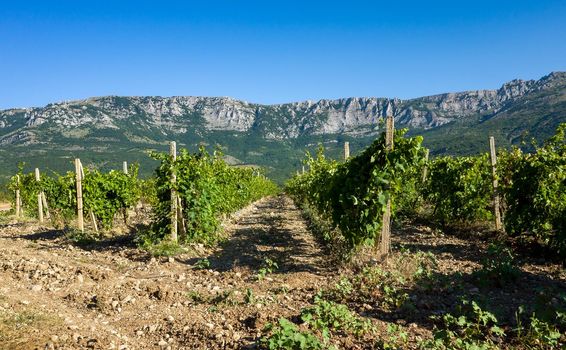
left=1, top=72, right=565, bottom=146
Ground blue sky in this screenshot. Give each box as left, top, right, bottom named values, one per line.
left=1, top=0, right=565, bottom=109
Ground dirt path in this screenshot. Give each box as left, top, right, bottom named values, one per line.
left=1, top=196, right=565, bottom=349
left=0, top=195, right=334, bottom=350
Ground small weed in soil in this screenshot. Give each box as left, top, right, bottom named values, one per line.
left=261, top=318, right=331, bottom=350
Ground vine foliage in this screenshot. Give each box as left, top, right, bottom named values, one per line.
left=8, top=163, right=142, bottom=229
left=286, top=129, right=426, bottom=250
left=150, top=147, right=278, bottom=244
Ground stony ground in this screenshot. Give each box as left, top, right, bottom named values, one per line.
left=0, top=195, right=564, bottom=349
left=0, top=196, right=334, bottom=349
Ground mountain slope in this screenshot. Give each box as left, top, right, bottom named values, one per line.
left=1, top=72, right=565, bottom=183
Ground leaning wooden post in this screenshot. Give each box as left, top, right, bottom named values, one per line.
left=344, top=141, right=350, bottom=160
left=90, top=210, right=99, bottom=233
left=379, top=116, right=394, bottom=258
left=15, top=175, right=21, bottom=218
left=75, top=159, right=84, bottom=233
left=35, top=168, right=44, bottom=223
left=123, top=161, right=128, bottom=175
left=41, top=193, right=50, bottom=220
left=422, top=149, right=430, bottom=183
left=489, top=137, right=503, bottom=231
left=170, top=141, right=178, bottom=243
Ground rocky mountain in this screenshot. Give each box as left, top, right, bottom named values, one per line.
left=1, top=72, right=565, bottom=183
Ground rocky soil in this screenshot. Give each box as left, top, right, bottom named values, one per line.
left=0, top=195, right=564, bottom=349
left=0, top=196, right=334, bottom=349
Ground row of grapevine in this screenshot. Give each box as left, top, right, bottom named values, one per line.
left=149, top=146, right=279, bottom=244
left=8, top=162, right=142, bottom=230
left=288, top=122, right=566, bottom=257
left=286, top=129, right=427, bottom=251
left=422, top=124, right=566, bottom=255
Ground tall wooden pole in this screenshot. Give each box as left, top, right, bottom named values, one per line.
left=170, top=141, right=178, bottom=243
left=123, top=161, right=128, bottom=174
left=15, top=175, right=21, bottom=218
left=379, top=116, right=394, bottom=258
left=422, top=149, right=430, bottom=183
left=489, top=137, right=503, bottom=231
left=75, top=159, right=84, bottom=233
left=344, top=141, right=350, bottom=160
left=35, top=168, right=44, bottom=223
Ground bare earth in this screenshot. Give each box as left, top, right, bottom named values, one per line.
left=0, top=195, right=564, bottom=349
left=0, top=195, right=334, bottom=350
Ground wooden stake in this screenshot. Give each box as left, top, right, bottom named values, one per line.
left=379, top=116, right=394, bottom=258
left=15, top=175, right=21, bottom=218
left=41, top=192, right=50, bottom=219
left=75, top=158, right=84, bottom=233
left=123, top=161, right=128, bottom=174
left=302, top=165, right=305, bottom=174
left=177, top=196, right=186, bottom=238
left=344, top=141, right=350, bottom=160
left=90, top=210, right=99, bottom=233
left=35, top=168, right=44, bottom=223
left=170, top=141, right=178, bottom=243
left=489, top=137, right=503, bottom=231
left=422, top=149, right=430, bottom=183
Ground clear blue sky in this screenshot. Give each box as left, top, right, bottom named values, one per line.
left=1, top=0, right=565, bottom=109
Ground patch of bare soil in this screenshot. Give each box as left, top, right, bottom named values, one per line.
left=0, top=195, right=334, bottom=349
left=0, top=196, right=564, bottom=349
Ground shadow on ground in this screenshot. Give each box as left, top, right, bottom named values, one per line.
left=181, top=196, right=330, bottom=275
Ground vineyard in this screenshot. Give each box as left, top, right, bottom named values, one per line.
left=0, top=123, right=564, bottom=349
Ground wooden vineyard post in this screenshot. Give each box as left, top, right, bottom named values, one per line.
left=344, top=141, right=350, bottom=160
left=379, top=116, right=394, bottom=259
left=75, top=158, right=84, bottom=233
left=489, top=137, right=503, bottom=231
left=15, top=175, right=21, bottom=218
left=177, top=196, right=186, bottom=238
left=302, top=165, right=305, bottom=174
left=90, top=210, right=99, bottom=233
left=170, top=141, right=178, bottom=243
left=41, top=193, right=50, bottom=220
left=422, top=149, right=430, bottom=183
left=122, top=160, right=130, bottom=226
left=35, top=168, right=44, bottom=223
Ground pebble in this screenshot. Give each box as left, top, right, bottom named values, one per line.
left=72, top=333, right=81, bottom=342
left=31, top=284, right=42, bottom=292
left=166, top=315, right=175, bottom=323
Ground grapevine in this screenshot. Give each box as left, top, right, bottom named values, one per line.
left=286, top=129, right=427, bottom=250
left=150, top=146, right=278, bottom=244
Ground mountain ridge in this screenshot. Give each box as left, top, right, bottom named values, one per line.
left=1, top=72, right=565, bottom=182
